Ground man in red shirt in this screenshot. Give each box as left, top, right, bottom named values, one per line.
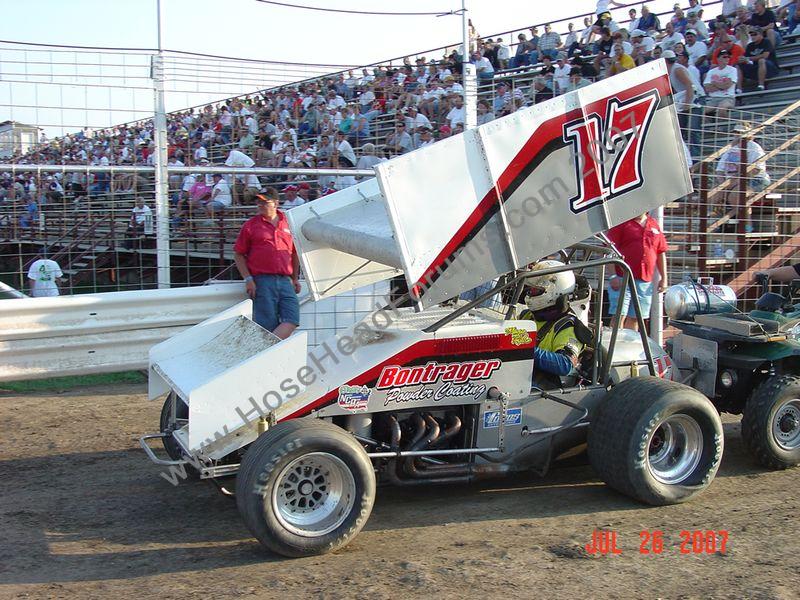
left=606, top=212, right=669, bottom=330
left=711, top=35, right=744, bottom=67
left=233, top=187, right=301, bottom=339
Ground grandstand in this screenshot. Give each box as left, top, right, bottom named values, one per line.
left=1, top=0, right=799, bottom=313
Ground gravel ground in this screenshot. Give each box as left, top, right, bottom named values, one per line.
left=1, top=384, right=798, bottom=599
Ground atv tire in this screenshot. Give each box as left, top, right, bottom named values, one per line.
left=741, top=375, right=800, bottom=469
left=236, top=419, right=375, bottom=558
left=588, top=376, right=723, bottom=505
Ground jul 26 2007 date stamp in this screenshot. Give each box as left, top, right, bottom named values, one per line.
left=585, top=529, right=729, bottom=555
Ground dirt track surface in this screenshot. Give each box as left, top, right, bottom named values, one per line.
left=1, top=384, right=799, bottom=600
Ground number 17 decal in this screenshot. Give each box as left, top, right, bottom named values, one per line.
left=563, top=89, right=660, bottom=214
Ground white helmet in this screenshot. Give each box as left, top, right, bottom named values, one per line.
left=524, top=260, right=576, bottom=313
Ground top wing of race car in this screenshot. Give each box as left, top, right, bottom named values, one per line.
left=288, top=60, right=692, bottom=308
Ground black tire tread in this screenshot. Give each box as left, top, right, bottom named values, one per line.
left=235, top=419, right=317, bottom=519
left=235, top=419, right=375, bottom=557
left=588, top=376, right=723, bottom=505
left=741, top=374, right=800, bottom=470
left=159, top=393, right=188, bottom=461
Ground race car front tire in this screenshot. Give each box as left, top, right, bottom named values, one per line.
left=236, top=419, right=375, bottom=557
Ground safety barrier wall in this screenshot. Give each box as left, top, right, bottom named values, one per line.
left=0, top=280, right=388, bottom=382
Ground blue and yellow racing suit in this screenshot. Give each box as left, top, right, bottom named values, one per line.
left=520, top=310, right=585, bottom=377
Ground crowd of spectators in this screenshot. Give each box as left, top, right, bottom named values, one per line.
left=1, top=0, right=797, bottom=224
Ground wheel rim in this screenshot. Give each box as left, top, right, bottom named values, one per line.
left=772, top=399, right=800, bottom=451
left=271, top=452, right=356, bottom=537
left=647, top=414, right=704, bottom=485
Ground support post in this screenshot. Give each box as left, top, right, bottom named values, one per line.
left=461, top=0, right=477, bottom=130
left=736, top=135, right=748, bottom=268
left=698, top=161, right=708, bottom=274
left=152, top=0, right=171, bottom=288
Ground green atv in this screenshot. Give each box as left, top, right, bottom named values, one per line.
left=666, top=275, right=800, bottom=470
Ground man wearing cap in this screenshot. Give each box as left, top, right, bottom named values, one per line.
left=233, top=187, right=301, bottom=339
left=684, top=29, right=708, bottom=71
left=630, top=29, right=656, bottom=64
left=566, top=67, right=591, bottom=92
left=711, top=34, right=744, bottom=68
left=704, top=50, right=738, bottom=119
left=553, top=54, right=572, bottom=93
left=296, top=182, right=312, bottom=203
left=404, top=105, right=431, bottom=135
left=665, top=49, right=702, bottom=159
left=741, top=26, right=779, bottom=90
left=493, top=82, right=511, bottom=113
left=415, top=127, right=435, bottom=147
left=385, top=122, right=413, bottom=155
left=716, top=122, right=770, bottom=232
left=446, top=94, right=466, bottom=129
left=281, top=185, right=303, bottom=209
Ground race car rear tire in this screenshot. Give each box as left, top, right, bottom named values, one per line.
left=588, top=376, right=723, bottom=505
left=236, top=419, right=375, bottom=557
left=741, top=375, right=800, bottom=469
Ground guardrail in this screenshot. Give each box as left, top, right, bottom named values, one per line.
left=0, top=280, right=389, bottom=382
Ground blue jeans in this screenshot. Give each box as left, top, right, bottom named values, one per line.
left=607, top=277, right=654, bottom=319
left=509, top=54, right=530, bottom=69
left=460, top=280, right=498, bottom=308
left=253, top=274, right=300, bottom=332
left=679, top=103, right=703, bottom=159
left=789, top=5, right=799, bottom=33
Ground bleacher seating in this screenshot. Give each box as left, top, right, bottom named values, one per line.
left=2, top=0, right=799, bottom=295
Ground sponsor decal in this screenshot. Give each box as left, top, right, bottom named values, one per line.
left=337, top=385, right=371, bottom=412
left=483, top=408, right=523, bottom=429
left=377, top=359, right=502, bottom=407
left=376, top=359, right=501, bottom=389
left=505, top=326, right=533, bottom=347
